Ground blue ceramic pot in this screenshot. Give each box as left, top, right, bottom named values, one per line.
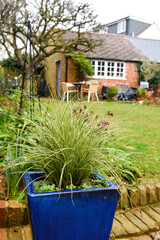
left=23, top=171, right=119, bottom=240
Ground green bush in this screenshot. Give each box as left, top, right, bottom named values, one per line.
left=137, top=88, right=146, bottom=98
left=70, top=54, right=94, bottom=81
left=107, top=86, right=118, bottom=100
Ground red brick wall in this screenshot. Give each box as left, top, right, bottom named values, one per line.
left=84, top=62, right=139, bottom=94
left=67, top=58, right=77, bottom=83
left=45, top=54, right=139, bottom=96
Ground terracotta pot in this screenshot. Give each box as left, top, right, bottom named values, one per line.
left=137, top=98, right=144, bottom=104
left=111, top=96, right=117, bottom=101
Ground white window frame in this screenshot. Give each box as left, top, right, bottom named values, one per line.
left=117, top=20, right=126, bottom=33
left=90, top=60, right=126, bottom=80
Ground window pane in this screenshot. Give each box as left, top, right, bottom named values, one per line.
left=96, top=61, right=105, bottom=76
left=116, top=62, right=124, bottom=77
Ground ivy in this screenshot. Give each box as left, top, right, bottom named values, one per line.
left=135, top=62, right=144, bottom=84
left=70, top=54, right=94, bottom=79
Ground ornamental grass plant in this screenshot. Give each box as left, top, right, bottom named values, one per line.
left=15, top=102, right=113, bottom=189
left=2, top=99, right=141, bottom=194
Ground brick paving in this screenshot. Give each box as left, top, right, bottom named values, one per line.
left=110, top=204, right=160, bottom=240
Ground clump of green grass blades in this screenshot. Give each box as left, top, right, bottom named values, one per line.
left=9, top=101, right=141, bottom=189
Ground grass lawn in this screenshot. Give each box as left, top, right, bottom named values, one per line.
left=43, top=99, right=160, bottom=180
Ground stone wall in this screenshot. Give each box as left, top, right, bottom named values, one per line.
left=118, top=182, right=160, bottom=210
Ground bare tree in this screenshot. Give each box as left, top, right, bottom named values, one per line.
left=0, top=0, right=102, bottom=67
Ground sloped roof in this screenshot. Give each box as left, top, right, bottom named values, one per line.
left=84, top=33, right=149, bottom=62
left=64, top=31, right=160, bottom=62
left=127, top=36, right=160, bottom=62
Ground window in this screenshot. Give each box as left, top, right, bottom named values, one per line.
left=97, top=61, right=105, bottom=76
left=91, top=60, right=95, bottom=73
left=116, top=62, right=124, bottom=77
left=90, top=60, right=125, bottom=79
left=107, top=62, right=115, bottom=77
left=117, top=20, right=126, bottom=33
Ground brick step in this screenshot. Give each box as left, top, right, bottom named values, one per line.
left=0, top=225, right=33, bottom=240
left=0, top=200, right=29, bottom=228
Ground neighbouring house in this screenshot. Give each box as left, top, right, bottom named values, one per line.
left=105, top=16, right=160, bottom=40
left=44, top=32, right=160, bottom=97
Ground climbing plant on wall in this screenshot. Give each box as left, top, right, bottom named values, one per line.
left=70, top=54, right=94, bottom=81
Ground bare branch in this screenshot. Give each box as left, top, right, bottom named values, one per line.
left=0, top=0, right=103, bottom=66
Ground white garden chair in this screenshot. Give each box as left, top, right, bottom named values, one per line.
left=61, top=82, right=78, bottom=102
left=82, top=80, right=99, bottom=102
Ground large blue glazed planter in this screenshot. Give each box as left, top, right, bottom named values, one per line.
left=23, top=171, right=119, bottom=240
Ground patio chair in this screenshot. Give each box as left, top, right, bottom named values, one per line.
left=61, top=82, right=78, bottom=102
left=81, top=80, right=99, bottom=102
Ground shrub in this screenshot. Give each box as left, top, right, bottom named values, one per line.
left=107, top=86, right=118, bottom=100
left=137, top=88, right=146, bottom=98
left=140, top=60, right=160, bottom=82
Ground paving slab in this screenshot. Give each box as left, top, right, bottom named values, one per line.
left=115, top=214, right=141, bottom=235
left=0, top=226, right=32, bottom=240
left=151, top=204, right=160, bottom=215
left=124, top=210, right=149, bottom=233
left=23, top=225, right=33, bottom=240
left=141, top=206, right=160, bottom=225
left=8, top=227, right=23, bottom=240
left=111, top=218, right=128, bottom=238
left=132, top=208, right=159, bottom=231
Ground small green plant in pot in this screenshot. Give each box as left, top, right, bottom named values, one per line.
left=137, top=87, right=146, bottom=103
left=107, top=86, right=118, bottom=100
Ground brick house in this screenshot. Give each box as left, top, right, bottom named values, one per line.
left=44, top=32, right=160, bottom=97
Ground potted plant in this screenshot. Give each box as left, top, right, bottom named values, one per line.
left=13, top=102, right=119, bottom=240
left=136, top=87, right=146, bottom=103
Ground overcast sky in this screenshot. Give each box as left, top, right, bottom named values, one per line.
left=78, top=0, right=160, bottom=27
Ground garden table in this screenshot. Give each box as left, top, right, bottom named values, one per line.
left=72, top=82, right=89, bottom=100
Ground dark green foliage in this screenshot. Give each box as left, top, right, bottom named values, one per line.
left=135, top=62, right=144, bottom=84
left=1, top=57, right=23, bottom=70
left=70, top=54, right=94, bottom=80
left=33, top=175, right=109, bottom=192
left=137, top=88, right=146, bottom=98
left=107, top=86, right=118, bottom=100
left=149, top=74, right=160, bottom=85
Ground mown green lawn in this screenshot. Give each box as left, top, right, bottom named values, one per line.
left=44, top=100, right=160, bottom=180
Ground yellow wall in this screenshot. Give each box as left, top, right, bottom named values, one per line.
left=44, top=53, right=66, bottom=97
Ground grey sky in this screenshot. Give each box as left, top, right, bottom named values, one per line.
left=78, top=0, right=160, bottom=27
